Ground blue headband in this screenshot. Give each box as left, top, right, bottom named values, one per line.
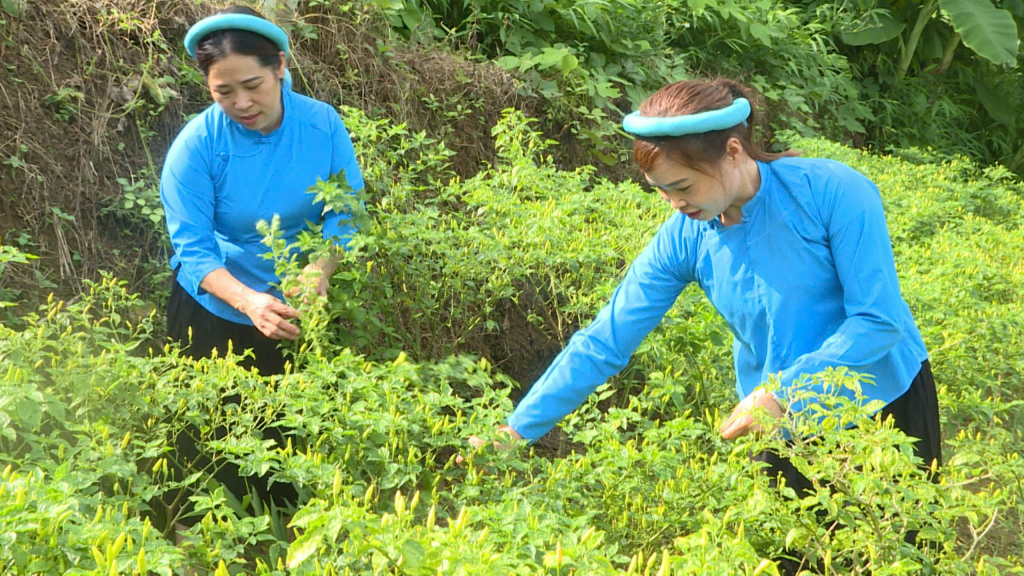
left=622, top=98, right=751, bottom=138
left=184, top=14, right=290, bottom=58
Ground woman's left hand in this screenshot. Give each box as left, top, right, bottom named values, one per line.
left=721, top=387, right=785, bottom=440
left=286, top=263, right=330, bottom=300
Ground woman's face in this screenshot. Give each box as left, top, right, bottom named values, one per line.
left=645, top=158, right=732, bottom=222
left=207, top=52, right=286, bottom=135
left=643, top=138, right=755, bottom=223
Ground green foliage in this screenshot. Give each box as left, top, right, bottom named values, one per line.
left=0, top=240, right=37, bottom=311
left=0, top=0, right=26, bottom=18
left=108, top=168, right=165, bottom=229
left=938, top=0, right=1017, bottom=66
left=303, top=109, right=661, bottom=362
left=340, top=105, right=457, bottom=208
left=837, top=10, right=906, bottom=46
left=800, top=0, right=1023, bottom=171
left=2, top=112, right=1024, bottom=573
left=371, top=0, right=872, bottom=162
left=42, top=87, right=85, bottom=122
left=369, top=0, right=1022, bottom=174
left=0, top=240, right=35, bottom=282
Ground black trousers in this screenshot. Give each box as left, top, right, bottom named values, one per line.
left=165, top=275, right=298, bottom=526
left=166, top=275, right=286, bottom=375
left=754, top=360, right=942, bottom=573
left=753, top=360, right=942, bottom=491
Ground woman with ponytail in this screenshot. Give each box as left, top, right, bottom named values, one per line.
left=473, top=77, right=941, bottom=508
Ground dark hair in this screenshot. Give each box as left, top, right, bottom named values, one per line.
left=632, top=78, right=797, bottom=174
left=194, top=6, right=283, bottom=77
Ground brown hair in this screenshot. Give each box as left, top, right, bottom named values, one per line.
left=632, top=78, right=797, bottom=174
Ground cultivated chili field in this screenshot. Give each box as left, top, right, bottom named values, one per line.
left=2, top=111, right=1023, bottom=573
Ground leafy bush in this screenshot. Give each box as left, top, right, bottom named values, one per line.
left=371, top=0, right=1023, bottom=174
left=2, top=112, right=1023, bottom=573
left=0, top=241, right=37, bottom=310
left=371, top=0, right=869, bottom=164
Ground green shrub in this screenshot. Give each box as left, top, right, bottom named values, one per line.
left=1, top=113, right=1022, bottom=573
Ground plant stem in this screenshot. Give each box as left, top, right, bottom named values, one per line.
left=935, top=32, right=960, bottom=74
left=1008, top=144, right=1024, bottom=173
left=897, top=0, right=939, bottom=82
left=961, top=508, right=999, bottom=563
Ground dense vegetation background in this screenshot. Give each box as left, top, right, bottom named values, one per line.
left=1, top=0, right=1023, bottom=574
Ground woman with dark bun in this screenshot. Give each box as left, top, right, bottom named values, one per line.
left=162, top=6, right=363, bottom=374
left=160, top=5, right=363, bottom=533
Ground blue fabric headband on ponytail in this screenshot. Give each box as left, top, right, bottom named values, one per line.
left=623, top=98, right=751, bottom=138
left=184, top=13, right=291, bottom=58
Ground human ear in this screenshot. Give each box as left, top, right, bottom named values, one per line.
left=725, top=137, right=744, bottom=165
left=276, top=52, right=287, bottom=81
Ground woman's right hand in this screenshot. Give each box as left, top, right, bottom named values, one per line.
left=467, top=425, right=524, bottom=451
left=238, top=292, right=301, bottom=340
left=457, top=425, right=524, bottom=466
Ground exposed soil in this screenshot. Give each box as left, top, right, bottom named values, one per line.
left=0, top=0, right=571, bottom=316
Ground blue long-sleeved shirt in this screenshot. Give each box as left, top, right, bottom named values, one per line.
left=507, top=158, right=929, bottom=441
left=160, top=86, right=364, bottom=325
